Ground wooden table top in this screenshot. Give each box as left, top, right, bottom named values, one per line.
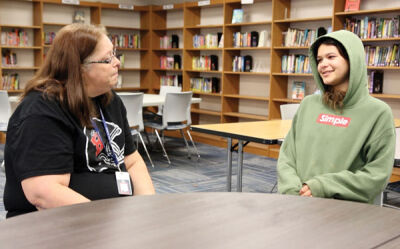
left=191, top=120, right=292, bottom=144
left=1, top=193, right=400, bottom=248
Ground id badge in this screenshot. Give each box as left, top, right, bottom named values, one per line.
left=115, top=171, right=133, bottom=196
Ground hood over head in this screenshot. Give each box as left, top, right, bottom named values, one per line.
left=309, top=30, right=369, bottom=108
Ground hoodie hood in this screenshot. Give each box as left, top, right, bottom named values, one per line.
left=309, top=30, right=369, bottom=108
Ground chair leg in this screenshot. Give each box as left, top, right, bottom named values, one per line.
left=138, top=132, right=154, bottom=168
left=180, top=129, right=191, bottom=159
left=143, top=129, right=152, bottom=151
left=155, top=129, right=171, bottom=165
left=270, top=181, right=277, bottom=193
left=187, top=129, right=200, bottom=160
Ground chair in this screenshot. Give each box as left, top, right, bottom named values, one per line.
left=383, top=127, right=400, bottom=209
left=280, top=103, right=300, bottom=120
left=158, top=85, right=182, bottom=115
left=0, top=90, right=12, bottom=171
left=144, top=91, right=200, bottom=165
left=118, top=92, right=154, bottom=168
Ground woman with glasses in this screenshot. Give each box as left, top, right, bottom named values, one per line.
left=3, top=23, right=155, bottom=218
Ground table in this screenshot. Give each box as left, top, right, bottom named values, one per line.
left=1, top=193, right=400, bottom=248
left=8, top=93, right=202, bottom=108
left=142, top=93, right=201, bottom=107
left=192, top=120, right=292, bottom=192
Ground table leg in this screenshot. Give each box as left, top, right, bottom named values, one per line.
left=227, top=138, right=232, bottom=192
left=237, top=140, right=244, bottom=192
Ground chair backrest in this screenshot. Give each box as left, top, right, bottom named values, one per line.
left=0, top=91, right=12, bottom=131
left=158, top=85, right=182, bottom=114
left=280, top=103, right=300, bottom=120
left=162, top=92, right=193, bottom=128
left=118, top=92, right=144, bottom=131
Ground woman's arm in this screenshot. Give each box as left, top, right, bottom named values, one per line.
left=21, top=174, right=90, bottom=210
left=125, top=150, right=155, bottom=195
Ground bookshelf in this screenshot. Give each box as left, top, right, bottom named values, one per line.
left=100, top=3, right=150, bottom=92
left=2, top=0, right=400, bottom=158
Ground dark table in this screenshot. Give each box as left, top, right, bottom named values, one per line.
left=1, top=193, right=400, bottom=248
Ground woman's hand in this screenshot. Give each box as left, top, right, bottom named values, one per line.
left=299, top=184, right=312, bottom=197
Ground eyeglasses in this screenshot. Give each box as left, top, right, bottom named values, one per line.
left=85, top=48, right=117, bottom=64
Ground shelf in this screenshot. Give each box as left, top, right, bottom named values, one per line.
left=1, top=67, right=40, bottom=70
left=273, top=98, right=301, bottom=103
left=225, top=47, right=271, bottom=50
left=224, top=71, right=270, bottom=76
left=192, top=92, right=221, bottom=97
left=274, top=16, right=332, bottom=23
left=225, top=21, right=272, bottom=27
left=335, top=7, right=400, bottom=16
left=362, top=37, right=400, bottom=42
left=191, top=108, right=221, bottom=116
left=105, top=25, right=147, bottom=31
left=153, top=68, right=183, bottom=72
left=5, top=89, right=23, bottom=94
left=0, top=25, right=41, bottom=29
left=223, top=112, right=268, bottom=121
left=43, top=22, right=68, bottom=27
left=367, top=66, right=400, bottom=70
left=370, top=94, right=400, bottom=100
left=153, top=27, right=184, bottom=31
left=186, top=48, right=222, bottom=51
left=153, top=48, right=183, bottom=51
left=119, top=68, right=148, bottom=71
left=186, top=70, right=222, bottom=74
left=1, top=46, right=42, bottom=50
left=224, top=94, right=269, bottom=101
left=273, top=46, right=309, bottom=50
left=272, top=73, right=313, bottom=77
left=116, top=48, right=147, bottom=51
left=113, top=87, right=149, bottom=92
left=185, top=24, right=223, bottom=29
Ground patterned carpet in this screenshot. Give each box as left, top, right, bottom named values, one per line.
left=1, top=136, right=400, bottom=220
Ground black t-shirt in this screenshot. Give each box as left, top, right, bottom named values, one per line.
left=3, top=91, right=136, bottom=218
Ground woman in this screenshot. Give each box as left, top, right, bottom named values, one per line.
left=3, top=24, right=155, bottom=218
left=277, top=30, right=395, bottom=203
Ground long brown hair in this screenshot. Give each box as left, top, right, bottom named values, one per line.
left=313, top=37, right=349, bottom=111
left=23, top=23, right=112, bottom=127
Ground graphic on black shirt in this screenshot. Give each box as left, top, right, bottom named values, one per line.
left=84, top=117, right=125, bottom=172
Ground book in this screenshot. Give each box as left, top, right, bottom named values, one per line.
left=344, top=0, right=360, bottom=12
left=371, top=70, right=384, bottom=94
left=232, top=9, right=243, bottom=24
left=73, top=10, right=85, bottom=23
left=292, top=81, right=305, bottom=100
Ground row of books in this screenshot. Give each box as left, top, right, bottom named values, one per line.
left=281, top=54, right=312, bottom=74
left=1, top=73, right=19, bottom=90
left=232, top=31, right=262, bottom=48
left=192, top=55, right=218, bottom=71
left=160, top=55, right=181, bottom=69
left=109, top=34, right=140, bottom=49
left=193, top=33, right=222, bottom=49
left=232, top=55, right=253, bottom=72
left=160, top=35, right=179, bottom=49
left=368, top=70, right=384, bottom=94
left=160, top=75, right=182, bottom=87
left=344, top=16, right=400, bottom=39
left=282, top=28, right=317, bottom=47
left=364, top=44, right=399, bottom=67
left=1, top=29, right=29, bottom=46
left=190, top=77, right=220, bottom=93
left=2, top=50, right=17, bottom=66
left=44, top=32, right=56, bottom=45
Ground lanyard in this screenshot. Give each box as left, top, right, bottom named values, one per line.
left=91, top=105, right=120, bottom=170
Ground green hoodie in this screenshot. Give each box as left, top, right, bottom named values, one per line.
left=277, top=30, right=395, bottom=203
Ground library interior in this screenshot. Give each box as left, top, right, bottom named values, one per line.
left=1, top=0, right=400, bottom=247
